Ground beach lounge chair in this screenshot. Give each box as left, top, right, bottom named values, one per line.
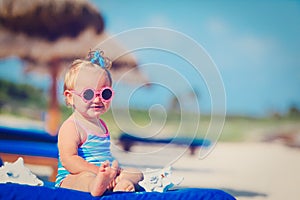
left=118, top=132, right=211, bottom=155
left=0, top=126, right=58, bottom=181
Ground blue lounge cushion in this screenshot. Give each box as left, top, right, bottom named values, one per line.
left=0, top=183, right=235, bottom=200
left=0, top=126, right=57, bottom=143
left=0, top=140, right=58, bottom=158
left=119, top=133, right=211, bottom=147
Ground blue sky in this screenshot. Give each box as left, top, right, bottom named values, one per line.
left=0, top=1, right=299, bottom=117
left=91, top=0, right=300, bottom=116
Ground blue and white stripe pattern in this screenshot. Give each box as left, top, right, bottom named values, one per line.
left=55, top=132, right=114, bottom=187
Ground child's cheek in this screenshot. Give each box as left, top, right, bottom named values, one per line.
left=105, top=102, right=111, bottom=111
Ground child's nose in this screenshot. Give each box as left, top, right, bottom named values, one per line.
left=94, top=94, right=102, bottom=102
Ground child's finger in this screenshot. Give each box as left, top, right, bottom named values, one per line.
left=99, top=160, right=110, bottom=172
left=111, top=160, right=119, bottom=171
left=99, top=164, right=105, bottom=172
left=102, top=160, right=110, bottom=167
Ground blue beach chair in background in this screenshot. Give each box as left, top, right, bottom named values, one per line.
left=118, top=132, right=211, bottom=155
left=0, top=126, right=58, bottom=181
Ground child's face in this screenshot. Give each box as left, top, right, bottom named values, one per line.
left=72, top=67, right=112, bottom=119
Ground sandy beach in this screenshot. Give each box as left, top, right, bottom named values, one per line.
left=109, top=141, right=300, bottom=200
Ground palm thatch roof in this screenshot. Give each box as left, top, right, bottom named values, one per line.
left=0, top=0, right=103, bottom=41
left=0, top=0, right=145, bottom=80
left=0, top=0, right=148, bottom=134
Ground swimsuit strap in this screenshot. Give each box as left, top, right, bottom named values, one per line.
left=99, top=118, right=109, bottom=136
left=71, top=117, right=109, bottom=138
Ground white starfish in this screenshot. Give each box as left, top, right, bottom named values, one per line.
left=139, top=166, right=183, bottom=192
left=0, top=157, right=43, bottom=186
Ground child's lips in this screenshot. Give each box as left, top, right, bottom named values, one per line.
left=91, top=105, right=104, bottom=109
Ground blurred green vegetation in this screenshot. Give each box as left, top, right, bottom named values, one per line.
left=99, top=109, right=300, bottom=141
left=0, top=79, right=47, bottom=118
left=219, top=115, right=300, bottom=142
left=1, top=78, right=299, bottom=142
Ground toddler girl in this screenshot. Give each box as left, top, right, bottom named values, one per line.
left=55, top=50, right=143, bottom=196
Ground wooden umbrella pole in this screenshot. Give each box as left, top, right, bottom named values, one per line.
left=46, top=62, right=61, bottom=136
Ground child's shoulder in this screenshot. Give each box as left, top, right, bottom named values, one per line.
left=58, top=115, right=87, bottom=142
left=59, top=115, right=77, bottom=133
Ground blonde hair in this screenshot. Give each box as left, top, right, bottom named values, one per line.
left=63, top=59, right=112, bottom=105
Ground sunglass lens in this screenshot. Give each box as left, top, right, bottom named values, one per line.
left=102, top=88, right=112, bottom=100
left=83, top=89, right=94, bottom=101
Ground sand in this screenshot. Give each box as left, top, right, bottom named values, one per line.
left=111, top=142, right=300, bottom=200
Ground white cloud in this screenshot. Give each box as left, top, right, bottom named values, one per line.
left=205, top=17, right=279, bottom=68
left=146, top=15, right=173, bottom=28
left=233, top=35, right=278, bottom=66
left=206, top=17, right=230, bottom=35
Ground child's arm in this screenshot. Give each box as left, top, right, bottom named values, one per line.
left=58, top=120, right=99, bottom=175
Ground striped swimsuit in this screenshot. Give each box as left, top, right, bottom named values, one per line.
left=55, top=119, right=115, bottom=187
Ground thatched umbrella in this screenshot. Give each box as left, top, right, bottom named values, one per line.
left=0, top=0, right=147, bottom=135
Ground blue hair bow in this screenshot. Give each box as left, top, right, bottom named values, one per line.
left=89, top=49, right=111, bottom=69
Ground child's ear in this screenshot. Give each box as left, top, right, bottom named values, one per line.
left=64, top=90, right=74, bottom=106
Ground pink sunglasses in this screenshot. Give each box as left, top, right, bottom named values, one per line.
left=71, top=87, right=114, bottom=103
